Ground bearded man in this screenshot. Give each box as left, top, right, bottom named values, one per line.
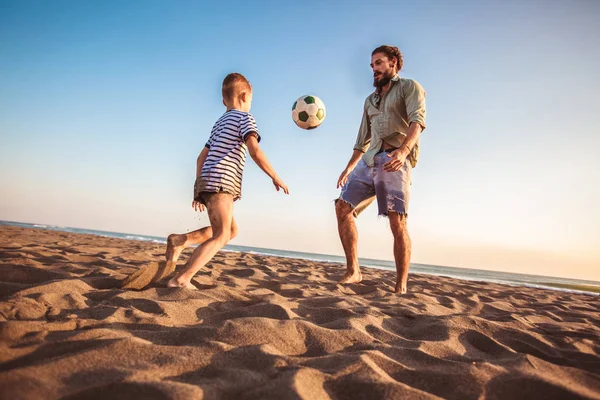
left=335, top=45, right=427, bottom=294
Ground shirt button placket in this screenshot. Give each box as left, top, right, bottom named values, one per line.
left=380, top=97, right=385, bottom=136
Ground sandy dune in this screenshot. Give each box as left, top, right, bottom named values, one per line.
left=1, top=225, right=599, bottom=399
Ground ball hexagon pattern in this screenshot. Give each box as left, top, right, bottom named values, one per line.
left=292, top=95, right=326, bottom=130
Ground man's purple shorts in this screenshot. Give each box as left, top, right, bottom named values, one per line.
left=338, top=151, right=412, bottom=217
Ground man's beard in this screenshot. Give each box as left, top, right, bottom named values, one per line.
left=373, top=70, right=393, bottom=90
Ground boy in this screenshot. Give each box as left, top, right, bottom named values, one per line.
left=166, top=72, right=289, bottom=289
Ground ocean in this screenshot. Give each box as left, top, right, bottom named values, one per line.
left=2, top=220, right=598, bottom=295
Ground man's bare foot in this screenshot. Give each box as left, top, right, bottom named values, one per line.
left=167, top=276, right=197, bottom=290
left=394, top=282, right=407, bottom=294
left=339, top=269, right=362, bottom=284
left=166, top=234, right=187, bottom=263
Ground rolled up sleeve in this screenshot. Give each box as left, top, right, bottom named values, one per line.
left=404, top=79, right=426, bottom=130
left=353, top=106, right=371, bottom=152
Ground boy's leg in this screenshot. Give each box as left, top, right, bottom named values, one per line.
left=167, top=193, right=233, bottom=288
left=165, top=228, right=212, bottom=263
left=165, top=210, right=239, bottom=263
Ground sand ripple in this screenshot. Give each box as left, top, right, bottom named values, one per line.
left=1, top=225, right=599, bottom=399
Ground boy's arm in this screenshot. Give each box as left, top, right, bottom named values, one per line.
left=196, top=146, right=209, bottom=178
left=192, top=146, right=210, bottom=211
left=245, top=135, right=289, bottom=194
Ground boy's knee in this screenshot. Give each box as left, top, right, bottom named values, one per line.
left=214, top=231, right=231, bottom=246
left=230, top=224, right=238, bottom=240
left=167, top=233, right=186, bottom=246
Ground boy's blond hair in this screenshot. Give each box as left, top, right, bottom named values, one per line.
left=222, top=73, right=252, bottom=102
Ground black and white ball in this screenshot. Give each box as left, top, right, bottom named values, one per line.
left=292, top=95, right=326, bottom=130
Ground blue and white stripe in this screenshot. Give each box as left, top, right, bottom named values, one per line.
left=198, top=109, right=260, bottom=200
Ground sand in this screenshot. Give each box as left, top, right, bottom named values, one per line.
left=1, top=224, right=599, bottom=399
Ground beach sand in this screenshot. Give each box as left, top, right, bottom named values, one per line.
left=1, top=225, right=599, bottom=399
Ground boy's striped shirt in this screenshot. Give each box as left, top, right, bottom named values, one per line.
left=197, top=109, right=260, bottom=200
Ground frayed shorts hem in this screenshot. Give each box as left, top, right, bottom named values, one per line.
left=334, top=197, right=408, bottom=219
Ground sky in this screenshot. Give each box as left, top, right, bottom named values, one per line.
left=1, top=0, right=599, bottom=281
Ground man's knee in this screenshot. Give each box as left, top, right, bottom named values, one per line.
left=389, top=212, right=408, bottom=234
left=335, top=199, right=354, bottom=219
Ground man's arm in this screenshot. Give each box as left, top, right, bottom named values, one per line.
left=353, top=107, right=371, bottom=154
left=384, top=79, right=426, bottom=172
left=402, top=122, right=424, bottom=155
left=246, top=135, right=289, bottom=194
left=383, top=122, right=423, bottom=172
left=337, top=105, right=371, bottom=188
left=337, top=150, right=364, bottom=188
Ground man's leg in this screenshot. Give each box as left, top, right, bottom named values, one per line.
left=335, top=199, right=363, bottom=284
left=389, top=212, right=411, bottom=294
left=165, top=219, right=238, bottom=263
left=167, top=193, right=233, bottom=288
left=371, top=150, right=413, bottom=294
left=335, top=159, right=376, bottom=285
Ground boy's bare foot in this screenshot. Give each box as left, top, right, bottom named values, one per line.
left=394, top=281, right=407, bottom=294
left=339, top=269, right=362, bottom=284
left=167, top=276, right=197, bottom=290
left=166, top=234, right=187, bottom=263
left=151, top=261, right=177, bottom=283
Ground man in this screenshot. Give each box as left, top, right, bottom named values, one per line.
left=335, top=45, right=426, bottom=294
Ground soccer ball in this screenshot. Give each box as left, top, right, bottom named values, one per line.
left=292, top=95, right=326, bottom=130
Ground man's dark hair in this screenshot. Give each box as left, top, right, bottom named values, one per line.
left=372, top=45, right=403, bottom=71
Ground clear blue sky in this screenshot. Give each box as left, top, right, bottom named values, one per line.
left=1, top=0, right=599, bottom=280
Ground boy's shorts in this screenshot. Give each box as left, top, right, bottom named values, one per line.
left=195, top=190, right=235, bottom=207
left=194, top=178, right=236, bottom=206
left=338, top=150, right=412, bottom=217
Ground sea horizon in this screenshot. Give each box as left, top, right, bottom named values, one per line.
left=1, top=219, right=598, bottom=295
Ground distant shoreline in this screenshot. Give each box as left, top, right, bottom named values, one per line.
left=1, top=219, right=598, bottom=295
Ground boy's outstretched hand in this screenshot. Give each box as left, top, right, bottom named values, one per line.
left=192, top=200, right=206, bottom=212
left=272, top=177, right=289, bottom=194
left=246, top=135, right=289, bottom=195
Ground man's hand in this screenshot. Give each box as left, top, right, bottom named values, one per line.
left=383, top=148, right=408, bottom=172
left=192, top=200, right=206, bottom=212
left=272, top=177, right=289, bottom=194
left=337, top=168, right=351, bottom=188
